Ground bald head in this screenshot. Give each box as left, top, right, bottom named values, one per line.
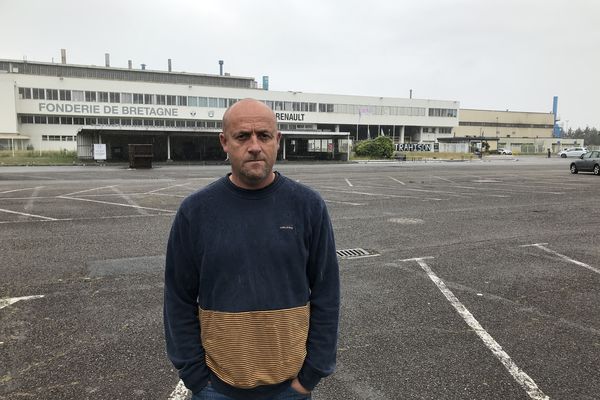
left=222, top=98, right=277, bottom=136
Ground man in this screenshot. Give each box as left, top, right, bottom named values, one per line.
left=164, top=99, right=340, bottom=400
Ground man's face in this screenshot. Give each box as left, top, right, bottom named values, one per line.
left=220, top=101, right=281, bottom=189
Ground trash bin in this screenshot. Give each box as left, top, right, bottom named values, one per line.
left=128, top=144, right=153, bottom=169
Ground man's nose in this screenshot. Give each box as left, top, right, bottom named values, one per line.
left=247, top=134, right=262, bottom=154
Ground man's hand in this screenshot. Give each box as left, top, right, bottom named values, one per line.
left=291, top=378, right=311, bottom=395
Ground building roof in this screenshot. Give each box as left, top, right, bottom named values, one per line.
left=0, top=59, right=256, bottom=89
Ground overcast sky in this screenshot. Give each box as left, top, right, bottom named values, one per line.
left=1, top=0, right=598, bottom=129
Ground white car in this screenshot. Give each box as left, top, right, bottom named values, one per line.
left=558, top=147, right=588, bottom=158
left=498, top=148, right=512, bottom=155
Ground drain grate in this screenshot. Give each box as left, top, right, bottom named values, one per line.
left=336, top=248, right=380, bottom=259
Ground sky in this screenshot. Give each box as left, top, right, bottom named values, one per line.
left=1, top=0, right=599, bottom=129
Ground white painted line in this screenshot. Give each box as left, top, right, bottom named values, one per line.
left=23, top=186, right=42, bottom=212
left=62, top=185, right=118, bottom=197
left=388, top=177, right=406, bottom=185
left=146, top=183, right=191, bottom=194
left=57, top=196, right=174, bottom=213
left=0, top=207, right=57, bottom=221
left=319, top=187, right=442, bottom=201
left=168, top=380, right=189, bottom=400
left=149, top=192, right=186, bottom=199
left=325, top=200, right=365, bottom=206
left=521, top=243, right=600, bottom=276
left=433, top=176, right=455, bottom=183
left=0, top=186, right=44, bottom=194
left=400, top=257, right=549, bottom=400
left=111, top=187, right=149, bottom=216
left=345, top=178, right=353, bottom=187
left=0, top=295, right=45, bottom=310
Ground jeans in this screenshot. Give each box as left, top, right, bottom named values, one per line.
left=191, top=384, right=311, bottom=400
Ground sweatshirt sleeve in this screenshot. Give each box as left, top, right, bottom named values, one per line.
left=164, top=207, right=209, bottom=394
left=297, top=200, right=340, bottom=391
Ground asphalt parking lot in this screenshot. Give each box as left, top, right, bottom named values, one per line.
left=1, top=156, right=599, bottom=400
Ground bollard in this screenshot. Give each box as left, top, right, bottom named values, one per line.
left=547, top=148, right=551, bottom=158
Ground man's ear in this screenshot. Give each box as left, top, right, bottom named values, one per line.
left=219, top=132, right=228, bottom=152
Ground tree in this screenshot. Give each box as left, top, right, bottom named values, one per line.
left=354, top=136, right=394, bottom=158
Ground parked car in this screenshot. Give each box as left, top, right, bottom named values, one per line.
left=498, top=148, right=512, bottom=155
left=559, top=147, right=588, bottom=158
left=570, top=151, right=600, bottom=175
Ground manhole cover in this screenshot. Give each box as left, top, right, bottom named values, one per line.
left=388, top=218, right=424, bottom=224
left=336, top=248, right=380, bottom=259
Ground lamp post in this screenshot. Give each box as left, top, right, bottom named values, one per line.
left=496, top=116, right=499, bottom=137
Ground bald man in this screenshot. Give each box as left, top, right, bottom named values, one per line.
left=164, top=99, right=340, bottom=400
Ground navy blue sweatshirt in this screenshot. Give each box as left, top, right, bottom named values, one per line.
left=164, top=173, right=340, bottom=400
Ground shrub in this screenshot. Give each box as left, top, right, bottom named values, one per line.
left=354, top=136, right=394, bottom=158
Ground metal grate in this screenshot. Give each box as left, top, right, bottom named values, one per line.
left=336, top=248, right=380, bottom=259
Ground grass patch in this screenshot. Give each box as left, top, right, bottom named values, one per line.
left=0, top=150, right=78, bottom=166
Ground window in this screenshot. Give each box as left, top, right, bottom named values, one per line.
left=72, top=90, right=84, bottom=102
left=42, top=135, right=48, bottom=141
left=32, top=88, right=45, bottom=99
left=438, top=127, right=452, bottom=134
left=109, top=92, right=120, bottom=103
left=176, top=120, right=185, bottom=127
left=133, top=93, right=144, bottom=104
left=60, top=116, right=73, bottom=125
left=61, top=136, right=74, bottom=141
left=48, top=135, right=61, bottom=141
left=166, top=95, right=176, bottom=105
left=428, top=108, right=458, bottom=117
left=109, top=118, right=120, bottom=125
left=198, top=97, right=208, bottom=107
left=85, top=117, right=97, bottom=125
left=121, top=93, right=133, bottom=104
left=143, top=119, right=153, bottom=126
left=423, top=127, right=435, bottom=133
left=20, top=115, right=34, bottom=123
left=120, top=118, right=132, bottom=125
left=73, top=117, right=85, bottom=125
left=34, top=116, right=47, bottom=124
left=85, top=91, right=96, bottom=102
left=18, top=87, right=32, bottom=99
left=59, top=90, right=71, bottom=101
left=97, top=117, right=109, bottom=124
left=218, top=98, right=227, bottom=108
left=156, top=95, right=166, bottom=105
left=208, top=97, right=218, bottom=107
left=165, top=119, right=175, bottom=127
left=188, top=96, right=198, bottom=107
left=177, top=96, right=187, bottom=106
left=154, top=119, right=165, bottom=127
left=132, top=119, right=142, bottom=126
left=144, top=94, right=154, bottom=104
left=186, top=120, right=196, bottom=127
left=98, top=92, right=109, bottom=102
left=46, top=89, right=59, bottom=100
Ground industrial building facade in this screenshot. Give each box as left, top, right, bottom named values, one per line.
left=0, top=57, right=580, bottom=160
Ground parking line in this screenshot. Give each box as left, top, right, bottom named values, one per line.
left=399, top=257, right=549, bottom=400
left=319, top=187, right=443, bottom=201
left=146, top=183, right=191, bottom=194
left=111, top=186, right=149, bottom=216
left=325, top=200, right=365, bottom=206
left=0, top=186, right=44, bottom=194
left=61, top=185, right=118, bottom=197
left=57, top=196, right=174, bottom=213
left=0, top=295, right=45, bottom=310
left=388, top=177, right=406, bottom=185
left=433, top=176, right=455, bottom=184
left=345, top=178, right=353, bottom=187
left=521, top=243, right=600, bottom=276
left=168, top=380, right=189, bottom=400
left=0, top=207, right=57, bottom=221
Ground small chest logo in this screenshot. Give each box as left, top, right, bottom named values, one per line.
left=279, top=225, right=294, bottom=230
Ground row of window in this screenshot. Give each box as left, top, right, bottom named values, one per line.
left=423, top=127, right=452, bottom=134
left=42, top=135, right=75, bottom=142
left=20, top=114, right=223, bottom=128
left=459, top=121, right=554, bottom=129
left=428, top=108, right=458, bottom=118
left=17, top=87, right=456, bottom=118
